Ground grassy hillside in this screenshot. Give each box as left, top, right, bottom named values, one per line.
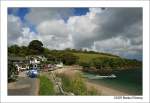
left=73, top=52, right=119, bottom=63
left=73, top=52, right=142, bottom=74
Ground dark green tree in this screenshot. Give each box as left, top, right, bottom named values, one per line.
left=28, top=40, right=44, bottom=55
left=8, top=44, right=20, bottom=56
left=19, top=46, right=29, bottom=56
left=43, top=48, right=51, bottom=57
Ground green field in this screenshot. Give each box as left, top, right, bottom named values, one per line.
left=73, top=52, right=118, bottom=63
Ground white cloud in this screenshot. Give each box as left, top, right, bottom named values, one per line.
left=67, top=13, right=99, bottom=49
left=16, top=27, right=38, bottom=46
left=36, top=19, right=73, bottom=49
left=8, top=15, right=22, bottom=45
left=92, top=36, right=142, bottom=60
left=8, top=15, right=39, bottom=46
left=89, top=8, right=103, bottom=14
left=93, top=36, right=131, bottom=51
left=8, top=8, right=142, bottom=60
left=37, top=20, right=69, bottom=37
left=25, top=8, right=74, bottom=25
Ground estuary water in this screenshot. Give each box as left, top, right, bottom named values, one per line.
left=82, top=69, right=142, bottom=95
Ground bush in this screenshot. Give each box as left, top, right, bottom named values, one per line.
left=79, top=62, right=91, bottom=68
left=39, top=75, right=55, bottom=95
left=8, top=62, right=18, bottom=82
left=60, top=52, right=79, bottom=65
left=87, top=86, right=99, bottom=95
left=97, top=69, right=113, bottom=75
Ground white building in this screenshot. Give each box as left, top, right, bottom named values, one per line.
left=30, top=58, right=40, bottom=64
left=29, top=55, right=47, bottom=69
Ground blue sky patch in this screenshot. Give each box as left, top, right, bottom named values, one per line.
left=8, top=8, right=89, bottom=22
left=73, top=8, right=89, bottom=16
left=8, top=8, right=29, bottom=22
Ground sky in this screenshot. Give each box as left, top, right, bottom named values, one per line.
left=7, top=7, right=143, bottom=60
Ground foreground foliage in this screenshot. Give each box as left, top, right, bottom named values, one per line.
left=57, top=72, right=99, bottom=95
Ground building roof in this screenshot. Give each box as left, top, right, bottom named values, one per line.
left=8, top=56, right=27, bottom=61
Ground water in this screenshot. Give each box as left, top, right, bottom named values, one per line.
left=82, top=69, right=142, bottom=95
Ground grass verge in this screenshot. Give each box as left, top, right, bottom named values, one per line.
left=39, top=75, right=55, bottom=95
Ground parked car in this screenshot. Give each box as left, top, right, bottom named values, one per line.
left=26, top=68, right=38, bottom=78
left=56, top=62, right=63, bottom=68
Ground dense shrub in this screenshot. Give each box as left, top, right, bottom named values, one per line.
left=79, top=62, right=91, bottom=68
left=57, top=72, right=98, bottom=95
left=8, top=62, right=17, bottom=82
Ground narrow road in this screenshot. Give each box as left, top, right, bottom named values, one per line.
left=8, top=71, right=39, bottom=95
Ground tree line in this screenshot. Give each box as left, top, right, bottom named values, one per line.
left=80, top=57, right=142, bottom=75
left=8, top=40, right=79, bottom=65
left=8, top=40, right=142, bottom=74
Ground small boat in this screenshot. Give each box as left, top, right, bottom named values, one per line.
left=108, top=74, right=116, bottom=78
left=90, top=74, right=117, bottom=79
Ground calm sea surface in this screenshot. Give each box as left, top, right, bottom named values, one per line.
left=82, top=69, right=142, bottom=95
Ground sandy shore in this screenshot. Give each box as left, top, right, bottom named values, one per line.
left=85, top=80, right=129, bottom=96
